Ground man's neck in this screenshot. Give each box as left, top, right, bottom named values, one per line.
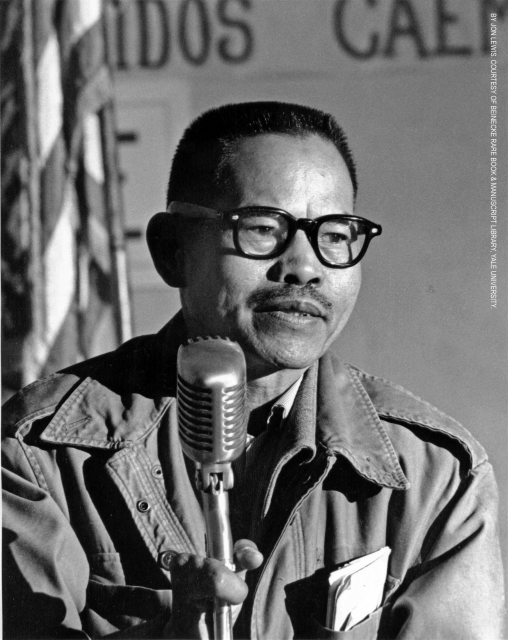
left=246, top=367, right=306, bottom=411
left=245, top=368, right=306, bottom=437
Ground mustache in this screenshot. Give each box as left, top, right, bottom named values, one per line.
left=247, top=285, right=333, bottom=311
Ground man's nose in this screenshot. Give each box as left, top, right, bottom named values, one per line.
left=269, top=229, right=325, bottom=286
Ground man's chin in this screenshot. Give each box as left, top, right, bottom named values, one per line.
left=243, top=336, right=326, bottom=374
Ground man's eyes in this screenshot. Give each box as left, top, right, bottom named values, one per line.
left=240, top=216, right=358, bottom=242
left=319, top=231, right=349, bottom=244
left=248, top=225, right=277, bottom=234
left=242, top=218, right=280, bottom=233
left=318, top=225, right=354, bottom=244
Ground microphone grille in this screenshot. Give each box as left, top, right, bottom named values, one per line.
left=177, top=337, right=248, bottom=465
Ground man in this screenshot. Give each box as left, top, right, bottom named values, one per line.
left=2, top=102, right=505, bottom=639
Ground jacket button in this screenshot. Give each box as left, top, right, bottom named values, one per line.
left=159, top=549, right=179, bottom=571
left=137, top=500, right=151, bottom=513
left=151, top=464, right=163, bottom=479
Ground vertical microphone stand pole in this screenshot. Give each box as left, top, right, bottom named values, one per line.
left=198, top=465, right=235, bottom=640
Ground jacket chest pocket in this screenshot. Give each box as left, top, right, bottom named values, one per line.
left=288, top=574, right=400, bottom=639
left=302, top=602, right=391, bottom=639
left=286, top=511, right=401, bottom=639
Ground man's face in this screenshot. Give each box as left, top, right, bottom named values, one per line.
left=179, top=133, right=361, bottom=377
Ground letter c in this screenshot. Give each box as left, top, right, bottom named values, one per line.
left=333, top=0, right=379, bottom=59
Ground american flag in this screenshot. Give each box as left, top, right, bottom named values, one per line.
left=1, top=0, right=131, bottom=398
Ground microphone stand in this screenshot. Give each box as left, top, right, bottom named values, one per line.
left=176, top=337, right=248, bottom=640
left=198, top=467, right=235, bottom=640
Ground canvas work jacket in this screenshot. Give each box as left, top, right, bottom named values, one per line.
left=2, top=313, right=505, bottom=639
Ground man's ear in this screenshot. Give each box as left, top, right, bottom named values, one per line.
left=146, top=213, right=186, bottom=288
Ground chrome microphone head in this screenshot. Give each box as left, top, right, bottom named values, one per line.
left=177, top=336, right=248, bottom=490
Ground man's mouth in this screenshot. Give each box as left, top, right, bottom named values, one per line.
left=254, top=299, right=326, bottom=319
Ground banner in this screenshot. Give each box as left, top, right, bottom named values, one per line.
left=109, top=0, right=507, bottom=77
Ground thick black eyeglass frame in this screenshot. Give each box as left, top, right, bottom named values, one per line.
left=167, top=201, right=382, bottom=268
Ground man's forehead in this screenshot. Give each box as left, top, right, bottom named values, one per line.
left=227, top=133, right=354, bottom=210
left=232, top=132, right=346, bottom=165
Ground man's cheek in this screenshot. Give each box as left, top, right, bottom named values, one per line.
left=328, top=270, right=361, bottom=305
left=220, top=269, right=265, bottom=308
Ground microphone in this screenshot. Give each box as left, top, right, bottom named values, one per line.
left=177, top=336, right=248, bottom=640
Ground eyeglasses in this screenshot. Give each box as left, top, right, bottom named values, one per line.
left=167, top=201, right=382, bottom=268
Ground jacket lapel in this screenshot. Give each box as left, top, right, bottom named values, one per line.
left=316, top=355, right=410, bottom=490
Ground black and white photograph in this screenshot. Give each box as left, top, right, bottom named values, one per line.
left=2, top=1, right=507, bottom=638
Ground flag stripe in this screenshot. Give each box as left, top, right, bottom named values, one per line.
left=39, top=136, right=68, bottom=246
left=36, top=31, right=63, bottom=166
left=69, top=0, right=102, bottom=46
left=32, top=0, right=57, bottom=65
left=89, top=212, right=112, bottom=274
left=42, top=306, right=78, bottom=378
left=88, top=304, right=116, bottom=358
left=42, top=185, right=76, bottom=353
left=84, top=112, right=105, bottom=185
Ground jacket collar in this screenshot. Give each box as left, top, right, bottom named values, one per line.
left=316, top=356, right=409, bottom=490
left=270, top=354, right=409, bottom=492
left=40, top=314, right=409, bottom=489
left=39, top=314, right=186, bottom=450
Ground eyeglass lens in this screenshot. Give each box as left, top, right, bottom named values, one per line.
left=237, top=212, right=366, bottom=265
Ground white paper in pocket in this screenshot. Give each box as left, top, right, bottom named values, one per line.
left=326, top=547, right=391, bottom=631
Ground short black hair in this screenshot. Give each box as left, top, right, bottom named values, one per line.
left=166, top=101, right=358, bottom=208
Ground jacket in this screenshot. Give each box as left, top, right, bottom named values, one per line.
left=2, top=313, right=505, bottom=639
